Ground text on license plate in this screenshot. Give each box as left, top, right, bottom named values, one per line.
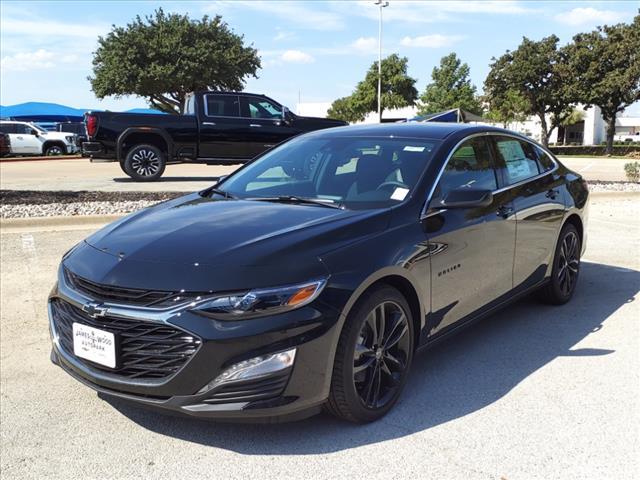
left=72, top=323, right=116, bottom=368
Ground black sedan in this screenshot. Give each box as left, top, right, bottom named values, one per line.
left=49, top=123, right=588, bottom=423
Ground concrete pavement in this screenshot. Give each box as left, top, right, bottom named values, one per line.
left=0, top=156, right=631, bottom=193
left=0, top=195, right=638, bottom=479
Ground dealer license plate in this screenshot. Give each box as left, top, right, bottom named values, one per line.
left=72, top=323, right=116, bottom=368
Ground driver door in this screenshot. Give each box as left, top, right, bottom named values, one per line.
left=424, top=136, right=516, bottom=337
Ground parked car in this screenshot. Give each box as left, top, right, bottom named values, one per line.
left=0, top=121, right=78, bottom=156
left=613, top=133, right=640, bottom=143
left=82, top=91, right=347, bottom=181
left=50, top=123, right=588, bottom=423
left=56, top=122, right=87, bottom=148
left=0, top=132, right=11, bottom=157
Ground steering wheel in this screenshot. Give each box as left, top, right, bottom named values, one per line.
left=376, top=180, right=409, bottom=191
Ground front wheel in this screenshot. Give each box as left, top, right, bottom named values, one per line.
left=124, top=144, right=166, bottom=182
left=538, top=224, right=581, bottom=305
left=326, top=285, right=414, bottom=423
left=44, top=144, right=66, bottom=156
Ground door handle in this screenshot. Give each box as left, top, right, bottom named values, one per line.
left=249, top=124, right=262, bottom=128
left=202, top=121, right=216, bottom=126
left=546, top=189, right=560, bottom=200
left=496, top=206, right=514, bottom=218
left=16, top=136, right=23, bottom=139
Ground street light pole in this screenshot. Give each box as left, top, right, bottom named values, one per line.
left=375, top=0, right=388, bottom=123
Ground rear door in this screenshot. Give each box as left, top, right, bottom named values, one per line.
left=490, top=135, right=566, bottom=290
left=198, top=94, right=248, bottom=159
left=425, top=135, right=516, bottom=336
left=2, top=123, right=40, bottom=154
left=239, top=96, right=297, bottom=157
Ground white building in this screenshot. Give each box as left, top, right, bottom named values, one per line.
left=297, top=102, right=640, bottom=146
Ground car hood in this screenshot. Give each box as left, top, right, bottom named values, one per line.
left=66, top=193, right=389, bottom=292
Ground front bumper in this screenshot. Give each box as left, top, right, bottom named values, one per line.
left=48, top=270, right=342, bottom=421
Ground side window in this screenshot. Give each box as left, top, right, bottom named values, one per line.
left=205, top=95, right=240, bottom=117
left=435, top=137, right=498, bottom=199
left=534, top=146, right=556, bottom=172
left=0, top=124, right=16, bottom=134
left=493, top=136, right=541, bottom=185
left=241, top=97, right=282, bottom=119
left=184, top=94, right=196, bottom=115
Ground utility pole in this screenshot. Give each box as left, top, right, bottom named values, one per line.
left=375, top=0, right=388, bottom=123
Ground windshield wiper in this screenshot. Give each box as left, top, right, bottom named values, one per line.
left=245, top=195, right=343, bottom=209
left=201, top=186, right=237, bottom=199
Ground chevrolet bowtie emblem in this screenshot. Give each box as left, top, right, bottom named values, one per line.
left=82, top=302, right=108, bottom=318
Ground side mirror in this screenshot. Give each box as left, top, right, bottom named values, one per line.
left=441, top=188, right=493, bottom=209
left=31, top=129, right=39, bottom=137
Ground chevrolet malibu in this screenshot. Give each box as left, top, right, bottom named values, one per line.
left=49, top=123, right=588, bottom=423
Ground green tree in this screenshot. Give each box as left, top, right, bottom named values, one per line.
left=328, top=54, right=418, bottom=123
left=418, top=53, right=482, bottom=115
left=564, top=13, right=640, bottom=154
left=484, top=35, right=574, bottom=146
left=90, top=8, right=261, bottom=114
left=326, top=96, right=365, bottom=123
left=484, top=89, right=529, bottom=128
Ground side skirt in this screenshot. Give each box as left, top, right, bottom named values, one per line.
left=417, top=278, right=550, bottom=352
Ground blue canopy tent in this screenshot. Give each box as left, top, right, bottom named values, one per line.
left=0, top=102, right=166, bottom=123
left=0, top=102, right=88, bottom=122
left=405, top=108, right=486, bottom=124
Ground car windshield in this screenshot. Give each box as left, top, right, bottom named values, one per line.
left=219, top=136, right=440, bottom=210
left=29, top=123, right=46, bottom=133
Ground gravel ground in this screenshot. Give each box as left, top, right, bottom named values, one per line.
left=1, top=182, right=639, bottom=219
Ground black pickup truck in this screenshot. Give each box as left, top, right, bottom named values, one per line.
left=82, top=91, right=347, bottom=181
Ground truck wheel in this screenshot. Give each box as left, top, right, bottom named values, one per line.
left=45, top=144, right=66, bottom=156
left=124, top=144, right=166, bottom=182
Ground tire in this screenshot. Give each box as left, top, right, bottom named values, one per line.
left=538, top=223, right=581, bottom=305
left=44, top=144, right=66, bottom=156
left=326, top=285, right=414, bottom=423
left=123, top=144, right=166, bottom=182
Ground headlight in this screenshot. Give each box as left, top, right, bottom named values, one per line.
left=191, top=278, right=327, bottom=319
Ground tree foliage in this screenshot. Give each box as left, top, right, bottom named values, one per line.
left=90, top=8, right=261, bottom=114
left=484, top=89, right=529, bottom=128
left=328, top=54, right=417, bottom=123
left=418, top=53, right=482, bottom=116
left=564, top=13, right=640, bottom=153
left=484, top=35, right=574, bottom=146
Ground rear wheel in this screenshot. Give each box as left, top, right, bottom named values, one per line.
left=124, top=144, right=166, bottom=181
left=538, top=224, right=581, bottom=304
left=326, top=285, right=414, bottom=423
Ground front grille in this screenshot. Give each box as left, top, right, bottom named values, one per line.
left=64, top=268, right=195, bottom=308
left=51, top=298, right=201, bottom=380
left=204, top=370, right=291, bottom=405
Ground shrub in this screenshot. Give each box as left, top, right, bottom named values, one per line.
left=624, top=162, right=640, bottom=183
left=549, top=145, right=640, bottom=156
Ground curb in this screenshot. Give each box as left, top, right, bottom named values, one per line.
left=1, top=214, right=123, bottom=232
left=0, top=155, right=83, bottom=163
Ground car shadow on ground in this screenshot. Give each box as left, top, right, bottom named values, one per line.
left=112, top=176, right=220, bottom=183
left=104, top=261, right=638, bottom=454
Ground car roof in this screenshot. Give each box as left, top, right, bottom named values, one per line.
left=305, top=122, right=510, bottom=140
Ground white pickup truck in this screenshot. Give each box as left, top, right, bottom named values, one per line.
left=0, top=121, right=78, bottom=156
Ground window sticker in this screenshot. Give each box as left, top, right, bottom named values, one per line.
left=390, top=187, right=409, bottom=201
left=403, top=145, right=425, bottom=152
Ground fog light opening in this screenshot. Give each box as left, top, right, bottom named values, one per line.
left=198, top=348, right=296, bottom=394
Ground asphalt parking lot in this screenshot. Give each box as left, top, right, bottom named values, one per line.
left=0, top=155, right=631, bottom=192
left=0, top=194, right=638, bottom=479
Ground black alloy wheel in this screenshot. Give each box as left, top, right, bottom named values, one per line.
left=353, top=301, right=411, bottom=409
left=327, top=285, right=414, bottom=423
left=45, top=144, right=65, bottom=156
left=539, top=223, right=581, bottom=305
left=124, top=144, right=166, bottom=182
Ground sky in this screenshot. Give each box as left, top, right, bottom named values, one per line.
left=1, top=0, right=638, bottom=115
